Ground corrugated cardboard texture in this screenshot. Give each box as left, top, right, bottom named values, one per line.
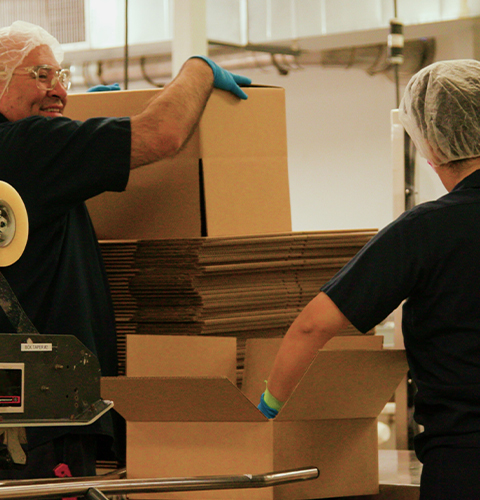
left=64, top=87, right=291, bottom=239
left=127, top=421, right=274, bottom=500
left=272, top=420, right=379, bottom=499
left=124, top=419, right=379, bottom=500
left=126, top=335, right=237, bottom=384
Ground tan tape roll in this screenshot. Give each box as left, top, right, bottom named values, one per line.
left=0, top=181, right=29, bottom=267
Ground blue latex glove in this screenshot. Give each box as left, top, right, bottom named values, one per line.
left=258, top=392, right=279, bottom=419
left=191, top=55, right=251, bottom=100
left=87, top=83, right=121, bottom=92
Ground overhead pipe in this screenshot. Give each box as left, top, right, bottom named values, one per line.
left=71, top=38, right=434, bottom=91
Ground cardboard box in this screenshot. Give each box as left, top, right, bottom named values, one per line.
left=64, top=87, right=292, bottom=239
left=101, top=335, right=408, bottom=500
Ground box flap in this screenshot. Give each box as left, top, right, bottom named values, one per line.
left=65, top=88, right=160, bottom=119
left=126, top=335, right=237, bottom=385
left=277, top=349, right=408, bottom=421
left=85, top=151, right=202, bottom=239
left=323, top=335, right=383, bottom=350
left=242, top=336, right=384, bottom=405
left=64, top=88, right=202, bottom=239
left=101, top=376, right=266, bottom=422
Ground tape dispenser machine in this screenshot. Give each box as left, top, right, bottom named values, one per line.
left=0, top=181, right=113, bottom=468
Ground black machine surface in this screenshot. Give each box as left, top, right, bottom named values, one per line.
left=0, top=333, right=111, bottom=427
left=0, top=182, right=112, bottom=468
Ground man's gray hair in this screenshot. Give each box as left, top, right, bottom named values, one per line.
left=0, top=21, right=63, bottom=99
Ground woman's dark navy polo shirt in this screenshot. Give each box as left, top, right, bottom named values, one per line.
left=323, top=169, right=480, bottom=460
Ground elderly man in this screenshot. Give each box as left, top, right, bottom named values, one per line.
left=0, top=20, right=250, bottom=479
left=259, top=60, right=480, bottom=500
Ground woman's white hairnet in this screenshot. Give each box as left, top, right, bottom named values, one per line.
left=0, top=20, right=63, bottom=100
left=399, top=59, right=480, bottom=166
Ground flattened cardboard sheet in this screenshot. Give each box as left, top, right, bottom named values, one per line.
left=99, top=231, right=377, bottom=352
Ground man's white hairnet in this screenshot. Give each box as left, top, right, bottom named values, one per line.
left=399, top=59, right=480, bottom=166
left=0, top=20, right=63, bottom=100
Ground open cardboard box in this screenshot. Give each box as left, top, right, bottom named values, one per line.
left=64, top=86, right=292, bottom=239
left=101, top=335, right=408, bottom=500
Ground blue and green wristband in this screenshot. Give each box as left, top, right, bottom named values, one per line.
left=258, top=386, right=285, bottom=418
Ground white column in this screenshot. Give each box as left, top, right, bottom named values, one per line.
left=172, top=0, right=208, bottom=77
left=391, top=108, right=409, bottom=450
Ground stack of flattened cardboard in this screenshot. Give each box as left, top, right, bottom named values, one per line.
left=99, top=229, right=376, bottom=376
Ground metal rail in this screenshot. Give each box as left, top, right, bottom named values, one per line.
left=0, top=467, right=319, bottom=499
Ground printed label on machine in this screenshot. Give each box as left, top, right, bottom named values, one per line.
left=21, top=342, right=52, bottom=351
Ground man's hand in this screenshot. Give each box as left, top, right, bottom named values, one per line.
left=191, top=56, right=251, bottom=99
left=130, top=55, right=249, bottom=169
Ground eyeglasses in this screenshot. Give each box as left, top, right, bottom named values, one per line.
left=14, top=65, right=71, bottom=91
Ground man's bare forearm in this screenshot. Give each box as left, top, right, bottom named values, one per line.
left=130, top=57, right=214, bottom=169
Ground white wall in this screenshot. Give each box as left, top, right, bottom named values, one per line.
left=235, top=64, right=396, bottom=232
left=228, top=25, right=480, bottom=233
